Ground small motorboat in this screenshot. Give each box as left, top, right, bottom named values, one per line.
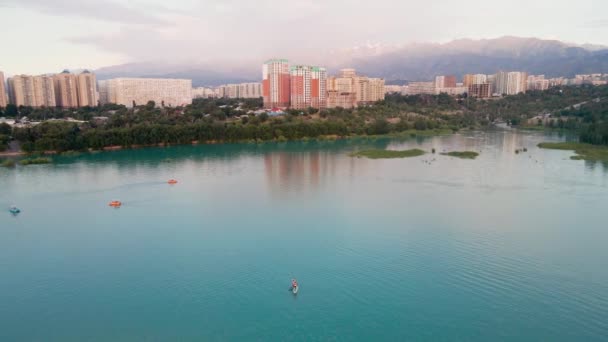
left=9, top=206, right=20, bottom=214
left=291, top=279, right=299, bottom=295
left=108, top=200, right=122, bottom=208
left=167, top=179, right=178, bottom=185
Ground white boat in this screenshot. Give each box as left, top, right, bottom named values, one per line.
left=292, top=285, right=298, bottom=294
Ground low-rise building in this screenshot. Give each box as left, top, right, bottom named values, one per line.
left=326, top=90, right=357, bottom=109
left=437, top=87, right=468, bottom=96
left=406, top=82, right=436, bottom=95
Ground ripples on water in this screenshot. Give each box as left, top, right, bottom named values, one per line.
left=1, top=130, right=607, bottom=341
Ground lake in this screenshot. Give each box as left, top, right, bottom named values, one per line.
left=1, top=130, right=607, bottom=341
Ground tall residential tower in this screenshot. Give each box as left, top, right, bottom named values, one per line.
left=262, top=59, right=290, bottom=108
left=290, top=65, right=327, bottom=110
left=54, top=70, right=79, bottom=108
left=7, top=74, right=55, bottom=107
left=76, top=70, right=98, bottom=107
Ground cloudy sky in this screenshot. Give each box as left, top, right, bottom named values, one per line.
left=0, top=0, right=606, bottom=74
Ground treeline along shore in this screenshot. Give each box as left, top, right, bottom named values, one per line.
left=1, top=85, right=607, bottom=155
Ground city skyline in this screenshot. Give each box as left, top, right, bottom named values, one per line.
left=0, top=0, right=607, bottom=74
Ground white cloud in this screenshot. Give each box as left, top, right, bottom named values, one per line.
left=0, top=0, right=169, bottom=25
left=1, top=0, right=607, bottom=74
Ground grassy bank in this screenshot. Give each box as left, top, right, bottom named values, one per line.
left=350, top=149, right=426, bottom=159
left=441, top=151, right=479, bottom=159
left=538, top=142, right=608, bottom=161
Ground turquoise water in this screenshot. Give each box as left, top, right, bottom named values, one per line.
left=1, top=130, right=608, bottom=341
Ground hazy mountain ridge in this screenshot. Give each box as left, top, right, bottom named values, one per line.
left=351, top=37, right=608, bottom=81
left=94, top=37, right=608, bottom=85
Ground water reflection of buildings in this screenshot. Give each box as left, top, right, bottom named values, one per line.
left=265, top=152, right=319, bottom=195
left=264, top=150, right=349, bottom=196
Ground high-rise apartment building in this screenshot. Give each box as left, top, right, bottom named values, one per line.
left=289, top=65, right=327, bottom=109
left=463, top=74, right=487, bottom=87
left=435, top=75, right=456, bottom=88
left=0, top=71, right=7, bottom=108
left=192, top=87, right=218, bottom=99
left=7, top=75, right=28, bottom=107
left=5, top=71, right=96, bottom=108
left=263, top=59, right=290, bottom=108
left=495, top=71, right=528, bottom=95
left=54, top=71, right=79, bottom=108
left=354, top=77, right=369, bottom=103
left=310, top=67, right=327, bottom=109
left=7, top=74, right=55, bottom=107
left=367, top=78, right=385, bottom=102
left=98, top=78, right=192, bottom=108
left=326, top=69, right=384, bottom=107
left=467, top=83, right=492, bottom=98
left=238, top=83, right=262, bottom=99
left=527, top=75, right=549, bottom=91
left=328, top=76, right=354, bottom=93
left=76, top=71, right=98, bottom=107
left=215, top=83, right=261, bottom=99
left=218, top=84, right=240, bottom=98
left=507, top=72, right=527, bottom=95
left=98, top=80, right=109, bottom=104
left=32, top=75, right=56, bottom=107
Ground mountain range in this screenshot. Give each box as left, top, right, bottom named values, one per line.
left=94, top=37, right=608, bottom=86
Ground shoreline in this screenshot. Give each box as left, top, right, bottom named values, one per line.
left=0, top=128, right=456, bottom=158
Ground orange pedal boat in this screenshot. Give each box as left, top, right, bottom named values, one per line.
left=108, top=200, right=122, bottom=207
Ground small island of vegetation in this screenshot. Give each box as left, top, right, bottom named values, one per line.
left=537, top=142, right=608, bottom=161
left=1, top=159, right=16, bottom=167
left=441, top=151, right=479, bottom=159
left=350, top=149, right=426, bottom=159
left=19, top=157, right=52, bottom=165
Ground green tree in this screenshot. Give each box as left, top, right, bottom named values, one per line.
left=5, top=104, right=18, bottom=117
left=0, top=122, right=11, bottom=135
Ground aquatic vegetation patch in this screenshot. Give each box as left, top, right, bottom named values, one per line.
left=350, top=149, right=426, bottom=159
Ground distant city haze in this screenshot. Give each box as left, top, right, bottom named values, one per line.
left=0, top=0, right=606, bottom=75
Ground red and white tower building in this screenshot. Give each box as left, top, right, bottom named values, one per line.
left=290, top=65, right=327, bottom=110
left=263, top=59, right=290, bottom=109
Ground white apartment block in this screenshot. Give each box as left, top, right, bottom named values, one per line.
left=99, top=78, right=192, bottom=108
left=435, top=76, right=445, bottom=89
left=527, top=75, right=549, bottom=91
left=437, top=87, right=468, bottom=96
left=406, top=82, right=437, bottom=95
left=215, top=82, right=262, bottom=99
left=192, top=87, right=218, bottom=99
left=494, top=71, right=528, bottom=95
left=238, top=83, right=262, bottom=99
